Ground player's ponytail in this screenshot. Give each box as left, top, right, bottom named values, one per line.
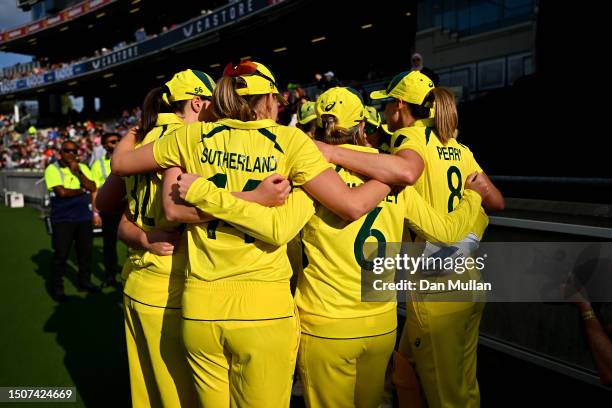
left=139, top=87, right=165, bottom=142
left=212, top=76, right=267, bottom=121
left=430, top=87, right=457, bottom=144
left=316, top=114, right=364, bottom=145
left=139, top=86, right=188, bottom=141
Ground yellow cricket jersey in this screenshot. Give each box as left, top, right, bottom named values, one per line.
left=90, top=156, right=111, bottom=188
left=391, top=118, right=489, bottom=238
left=122, top=113, right=188, bottom=308
left=292, top=145, right=483, bottom=339
left=153, top=118, right=332, bottom=320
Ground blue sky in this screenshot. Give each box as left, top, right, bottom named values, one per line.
left=0, top=2, right=33, bottom=70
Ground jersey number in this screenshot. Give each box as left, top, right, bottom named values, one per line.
left=130, top=174, right=155, bottom=227
left=354, top=207, right=387, bottom=269
left=206, top=173, right=261, bottom=243
left=447, top=166, right=462, bottom=212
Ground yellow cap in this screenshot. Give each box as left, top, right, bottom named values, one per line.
left=315, top=87, right=366, bottom=129
left=364, top=106, right=381, bottom=127
left=163, top=69, right=215, bottom=105
left=297, top=101, right=316, bottom=124
left=370, top=70, right=434, bottom=105
left=381, top=124, right=393, bottom=135
left=223, top=61, right=287, bottom=104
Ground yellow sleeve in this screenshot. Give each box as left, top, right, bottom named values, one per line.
left=153, top=123, right=191, bottom=169
left=463, top=145, right=483, bottom=173
left=185, top=178, right=315, bottom=246
left=403, top=188, right=482, bottom=243
left=391, top=128, right=426, bottom=158
left=44, top=165, right=62, bottom=190
left=286, top=128, right=333, bottom=186
left=90, top=161, right=103, bottom=187
left=79, top=163, right=95, bottom=184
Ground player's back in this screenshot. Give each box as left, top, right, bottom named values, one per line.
left=392, top=119, right=482, bottom=214
left=296, top=145, right=403, bottom=338
left=122, top=113, right=187, bottom=307
left=155, top=117, right=330, bottom=283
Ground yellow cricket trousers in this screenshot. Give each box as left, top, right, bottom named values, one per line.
left=182, top=316, right=300, bottom=407
left=297, top=330, right=396, bottom=408
left=123, top=295, right=198, bottom=408
left=398, top=300, right=485, bottom=408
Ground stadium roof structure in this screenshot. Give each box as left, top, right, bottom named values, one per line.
left=0, top=0, right=228, bottom=60
left=1, top=0, right=416, bottom=109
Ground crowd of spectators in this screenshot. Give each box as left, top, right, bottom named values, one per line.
left=0, top=107, right=140, bottom=171
left=0, top=10, right=223, bottom=85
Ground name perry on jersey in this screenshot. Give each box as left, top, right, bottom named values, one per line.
left=436, top=146, right=462, bottom=161
left=201, top=147, right=278, bottom=173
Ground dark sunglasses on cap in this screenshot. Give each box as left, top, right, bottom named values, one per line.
left=62, top=148, right=78, bottom=154
left=223, top=61, right=279, bottom=90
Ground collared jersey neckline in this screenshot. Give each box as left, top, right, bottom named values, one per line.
left=216, top=118, right=278, bottom=130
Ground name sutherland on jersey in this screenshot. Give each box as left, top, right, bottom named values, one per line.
left=201, top=147, right=278, bottom=173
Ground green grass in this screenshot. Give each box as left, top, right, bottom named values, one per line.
left=0, top=205, right=130, bottom=407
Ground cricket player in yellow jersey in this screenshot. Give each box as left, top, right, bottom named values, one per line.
left=363, top=105, right=392, bottom=154
left=292, top=87, right=490, bottom=408
left=296, top=100, right=317, bottom=138
left=118, top=69, right=217, bottom=408
left=111, top=61, right=394, bottom=407
left=314, top=71, right=504, bottom=408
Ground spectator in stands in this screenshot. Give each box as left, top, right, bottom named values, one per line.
left=134, top=27, right=147, bottom=42
left=564, top=270, right=612, bottom=386
left=573, top=299, right=612, bottom=385
left=90, top=132, right=122, bottom=287
left=323, top=71, right=340, bottom=89
left=314, top=71, right=340, bottom=95
left=44, top=140, right=99, bottom=301
left=411, top=53, right=424, bottom=71
left=411, top=55, right=441, bottom=88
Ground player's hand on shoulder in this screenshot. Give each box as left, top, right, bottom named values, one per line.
left=253, top=173, right=291, bottom=207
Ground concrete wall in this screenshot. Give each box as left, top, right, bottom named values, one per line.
left=416, top=21, right=535, bottom=71
left=0, top=170, right=47, bottom=205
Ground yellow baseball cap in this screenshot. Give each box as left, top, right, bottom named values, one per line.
left=364, top=106, right=381, bottom=127
left=223, top=60, right=287, bottom=104
left=163, top=69, right=215, bottom=105
left=370, top=70, right=434, bottom=105
left=381, top=124, right=393, bottom=135
left=297, top=101, right=316, bottom=124
left=315, top=87, right=366, bottom=129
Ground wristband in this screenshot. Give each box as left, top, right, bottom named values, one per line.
left=582, top=310, right=597, bottom=321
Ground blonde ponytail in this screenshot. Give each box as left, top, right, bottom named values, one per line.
left=212, top=76, right=267, bottom=121
left=430, top=87, right=457, bottom=144
left=316, top=115, right=364, bottom=145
